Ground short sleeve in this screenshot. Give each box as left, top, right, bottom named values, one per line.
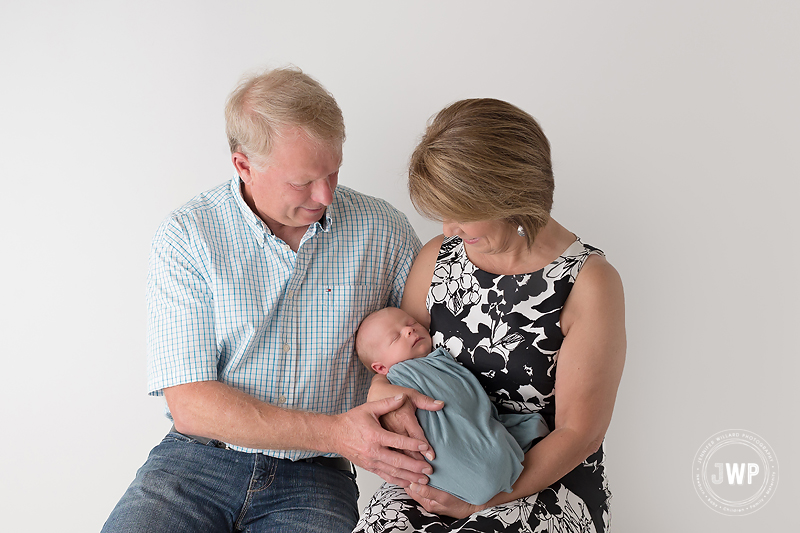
left=146, top=216, right=219, bottom=396
left=386, top=212, right=422, bottom=308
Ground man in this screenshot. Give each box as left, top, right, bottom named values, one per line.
left=102, top=67, right=440, bottom=533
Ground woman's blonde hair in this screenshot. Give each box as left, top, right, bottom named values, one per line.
left=408, top=98, right=554, bottom=245
left=224, top=67, right=345, bottom=165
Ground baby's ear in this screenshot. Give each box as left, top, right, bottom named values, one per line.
left=371, top=362, right=389, bottom=375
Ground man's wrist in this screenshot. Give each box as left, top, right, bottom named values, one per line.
left=303, top=411, right=340, bottom=456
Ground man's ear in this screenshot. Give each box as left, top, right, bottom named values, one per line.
left=232, top=152, right=254, bottom=184
left=371, top=362, right=389, bottom=375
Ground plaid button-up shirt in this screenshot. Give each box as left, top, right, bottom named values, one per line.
left=146, top=176, right=421, bottom=458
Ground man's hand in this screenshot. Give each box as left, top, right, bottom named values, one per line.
left=368, top=374, right=444, bottom=462
left=325, top=394, right=441, bottom=487
left=379, top=391, right=442, bottom=462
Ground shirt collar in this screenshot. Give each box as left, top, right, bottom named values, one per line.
left=296, top=199, right=333, bottom=248
left=230, top=175, right=333, bottom=247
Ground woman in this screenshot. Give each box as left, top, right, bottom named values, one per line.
left=353, top=99, right=626, bottom=532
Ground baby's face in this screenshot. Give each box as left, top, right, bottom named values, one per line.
left=365, top=308, right=432, bottom=373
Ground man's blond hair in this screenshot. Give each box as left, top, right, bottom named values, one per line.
left=225, top=67, right=345, bottom=166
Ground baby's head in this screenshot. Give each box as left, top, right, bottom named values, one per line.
left=356, top=307, right=433, bottom=375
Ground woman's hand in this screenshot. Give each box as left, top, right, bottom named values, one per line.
left=405, top=483, right=485, bottom=519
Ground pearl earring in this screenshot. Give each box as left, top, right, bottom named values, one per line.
left=517, top=225, right=526, bottom=237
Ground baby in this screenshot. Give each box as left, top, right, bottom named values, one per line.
left=356, top=307, right=550, bottom=505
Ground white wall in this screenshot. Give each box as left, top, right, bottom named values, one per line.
left=1, top=1, right=797, bottom=531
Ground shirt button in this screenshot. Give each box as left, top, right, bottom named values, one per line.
left=278, top=395, right=287, bottom=405
left=286, top=290, right=294, bottom=299
left=282, top=343, right=290, bottom=353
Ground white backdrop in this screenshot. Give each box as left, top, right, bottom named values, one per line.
left=1, top=1, right=797, bottom=531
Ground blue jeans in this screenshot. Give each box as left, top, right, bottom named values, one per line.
left=102, top=431, right=359, bottom=533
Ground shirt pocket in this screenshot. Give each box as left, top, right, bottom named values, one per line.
left=310, top=284, right=386, bottom=354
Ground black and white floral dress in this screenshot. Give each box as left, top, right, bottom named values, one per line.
left=353, top=236, right=611, bottom=533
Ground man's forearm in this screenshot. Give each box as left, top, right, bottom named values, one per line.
left=164, top=380, right=336, bottom=452
left=164, top=379, right=442, bottom=487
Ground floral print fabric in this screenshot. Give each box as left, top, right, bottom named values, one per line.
left=353, top=236, right=611, bottom=532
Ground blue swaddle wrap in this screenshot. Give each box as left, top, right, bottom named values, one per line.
left=387, top=348, right=549, bottom=505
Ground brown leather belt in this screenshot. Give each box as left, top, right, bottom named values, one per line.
left=170, top=426, right=352, bottom=472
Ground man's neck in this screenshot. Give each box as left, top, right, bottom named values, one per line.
left=240, top=180, right=321, bottom=251
left=268, top=223, right=309, bottom=252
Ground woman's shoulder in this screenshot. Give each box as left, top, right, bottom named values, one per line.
left=415, top=234, right=447, bottom=264
left=547, top=229, right=609, bottom=283
left=564, top=251, right=624, bottom=325
left=578, top=252, right=621, bottom=288
left=423, top=234, right=446, bottom=252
